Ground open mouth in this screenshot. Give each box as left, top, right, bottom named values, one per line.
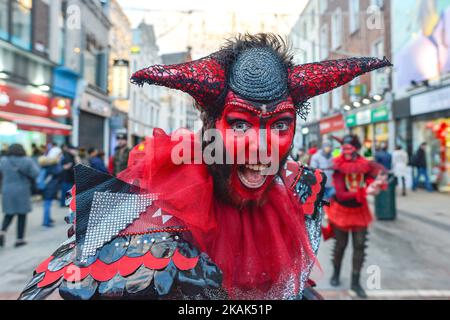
left=237, top=164, right=269, bottom=189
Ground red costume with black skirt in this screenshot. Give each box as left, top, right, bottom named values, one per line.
left=19, top=34, right=390, bottom=300
left=325, top=135, right=387, bottom=298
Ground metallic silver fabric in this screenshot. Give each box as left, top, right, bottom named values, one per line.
left=80, top=192, right=157, bottom=262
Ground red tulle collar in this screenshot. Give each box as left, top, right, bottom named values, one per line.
left=118, top=129, right=315, bottom=299
left=333, top=154, right=371, bottom=175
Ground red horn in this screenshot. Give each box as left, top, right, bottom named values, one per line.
left=288, top=57, right=392, bottom=104
left=130, top=53, right=227, bottom=109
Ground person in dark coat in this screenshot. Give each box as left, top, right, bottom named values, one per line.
left=59, top=144, right=78, bottom=207
left=38, top=151, right=63, bottom=228
left=88, top=148, right=108, bottom=173
left=112, top=133, right=130, bottom=176
left=412, top=142, right=433, bottom=192
left=375, top=142, right=392, bottom=171
left=0, top=144, right=39, bottom=247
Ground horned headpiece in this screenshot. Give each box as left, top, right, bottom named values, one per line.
left=131, top=34, right=392, bottom=118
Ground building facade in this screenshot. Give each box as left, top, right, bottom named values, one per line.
left=289, top=0, right=322, bottom=152
left=159, top=51, right=198, bottom=133
left=290, top=0, right=392, bottom=157
left=0, top=0, right=72, bottom=154
left=46, top=0, right=112, bottom=157
left=108, top=0, right=132, bottom=154
left=128, top=22, right=162, bottom=145
left=391, top=0, right=450, bottom=192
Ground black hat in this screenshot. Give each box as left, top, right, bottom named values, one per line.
left=342, top=134, right=362, bottom=150
left=116, top=133, right=127, bottom=140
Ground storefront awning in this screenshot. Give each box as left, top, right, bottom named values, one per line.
left=0, top=111, right=72, bottom=136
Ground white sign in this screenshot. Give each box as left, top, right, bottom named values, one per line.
left=81, top=93, right=112, bottom=118
left=411, top=87, right=450, bottom=116
left=356, top=109, right=371, bottom=125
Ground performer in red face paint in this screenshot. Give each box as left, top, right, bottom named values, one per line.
left=19, top=34, right=391, bottom=300
left=326, top=135, right=388, bottom=298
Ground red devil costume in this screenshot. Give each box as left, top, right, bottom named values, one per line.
left=19, top=34, right=391, bottom=300
left=326, top=135, right=387, bottom=298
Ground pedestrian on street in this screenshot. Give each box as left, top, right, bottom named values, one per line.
left=411, top=142, right=433, bottom=192
left=0, top=144, right=40, bottom=247
left=375, top=142, right=392, bottom=171
left=392, top=145, right=409, bottom=196
left=38, top=150, right=63, bottom=228
left=310, top=141, right=335, bottom=200
left=112, top=133, right=130, bottom=176
left=88, top=148, right=108, bottom=173
left=59, top=144, right=78, bottom=207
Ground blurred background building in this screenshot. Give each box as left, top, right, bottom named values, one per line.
left=108, top=0, right=132, bottom=154
left=128, top=22, right=162, bottom=145
left=0, top=0, right=449, bottom=191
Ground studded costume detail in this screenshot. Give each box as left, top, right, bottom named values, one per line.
left=20, top=33, right=391, bottom=300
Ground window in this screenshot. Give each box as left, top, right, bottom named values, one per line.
left=349, top=0, right=360, bottom=33
left=320, top=0, right=328, bottom=14
left=321, top=93, right=330, bottom=115
left=331, top=8, right=342, bottom=50
left=371, top=40, right=386, bottom=94
left=371, top=0, right=384, bottom=8
left=11, top=0, right=32, bottom=50
left=84, top=50, right=97, bottom=86
left=0, top=0, right=8, bottom=40
left=320, top=24, right=329, bottom=60
left=58, top=9, right=66, bottom=64
left=332, top=87, right=342, bottom=110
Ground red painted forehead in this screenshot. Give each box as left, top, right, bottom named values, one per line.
left=224, top=91, right=296, bottom=116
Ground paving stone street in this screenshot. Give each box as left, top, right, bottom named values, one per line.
left=0, top=190, right=449, bottom=300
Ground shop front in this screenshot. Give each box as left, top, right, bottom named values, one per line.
left=78, top=91, right=112, bottom=156
left=51, top=66, right=79, bottom=146
left=320, top=113, right=346, bottom=143
left=300, top=121, right=320, bottom=150
left=410, top=86, right=450, bottom=192
left=345, top=104, right=390, bottom=159
left=0, top=83, right=72, bottom=154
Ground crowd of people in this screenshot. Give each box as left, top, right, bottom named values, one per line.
left=294, top=139, right=435, bottom=201
left=0, top=134, right=131, bottom=248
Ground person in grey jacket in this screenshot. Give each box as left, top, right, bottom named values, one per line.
left=310, top=141, right=335, bottom=200
left=0, top=144, right=39, bottom=247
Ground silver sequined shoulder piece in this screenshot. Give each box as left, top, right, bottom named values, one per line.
left=79, top=192, right=157, bottom=263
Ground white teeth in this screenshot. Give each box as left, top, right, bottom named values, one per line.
left=245, top=164, right=269, bottom=171
left=237, top=170, right=268, bottom=189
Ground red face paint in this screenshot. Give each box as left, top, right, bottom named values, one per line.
left=342, top=144, right=357, bottom=160
left=215, top=91, right=296, bottom=202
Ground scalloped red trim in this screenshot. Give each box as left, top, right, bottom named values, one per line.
left=301, top=170, right=324, bottom=216
left=281, top=162, right=324, bottom=216
left=36, top=249, right=199, bottom=288
left=69, top=185, right=76, bottom=212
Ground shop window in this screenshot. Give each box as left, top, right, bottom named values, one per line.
left=11, top=0, right=32, bottom=50
left=0, top=0, right=9, bottom=40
